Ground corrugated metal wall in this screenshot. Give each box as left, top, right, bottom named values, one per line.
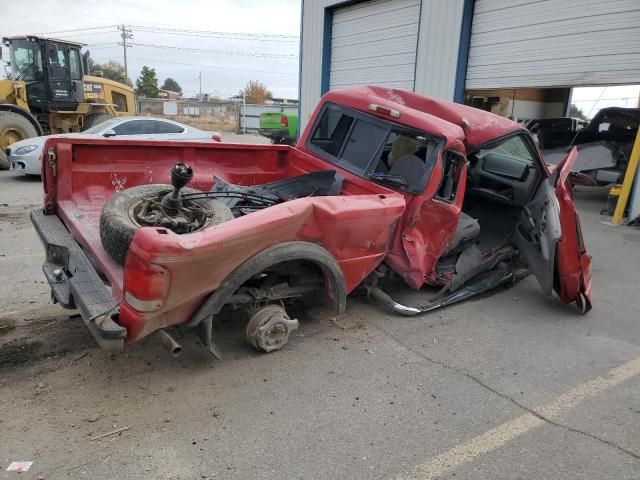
left=329, top=0, right=421, bottom=90
left=414, top=0, right=464, bottom=101
left=299, top=0, right=338, bottom=130
left=299, top=0, right=466, bottom=131
left=466, top=0, right=640, bottom=89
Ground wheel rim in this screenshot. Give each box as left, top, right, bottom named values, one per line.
left=0, top=126, right=27, bottom=150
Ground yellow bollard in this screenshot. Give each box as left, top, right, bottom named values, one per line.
left=612, top=127, right=640, bottom=225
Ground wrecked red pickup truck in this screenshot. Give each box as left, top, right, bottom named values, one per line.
left=32, top=86, right=592, bottom=357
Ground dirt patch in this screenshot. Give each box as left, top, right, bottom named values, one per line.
left=0, top=306, right=96, bottom=370
left=0, top=339, right=44, bottom=367
left=0, top=318, right=17, bottom=336
left=0, top=209, right=32, bottom=229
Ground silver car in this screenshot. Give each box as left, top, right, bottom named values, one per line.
left=7, top=117, right=222, bottom=176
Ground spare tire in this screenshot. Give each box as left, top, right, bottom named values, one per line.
left=100, top=184, right=234, bottom=266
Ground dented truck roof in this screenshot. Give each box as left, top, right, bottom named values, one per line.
left=321, top=85, right=524, bottom=149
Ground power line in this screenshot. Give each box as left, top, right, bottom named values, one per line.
left=35, top=25, right=119, bottom=35
left=87, top=43, right=120, bottom=50
left=131, top=27, right=298, bottom=43
left=132, top=42, right=298, bottom=59
left=130, top=25, right=298, bottom=40
left=571, top=97, right=638, bottom=102
left=37, top=24, right=298, bottom=42
left=587, top=87, right=607, bottom=118
left=110, top=56, right=297, bottom=76
left=56, top=31, right=121, bottom=39
left=90, top=57, right=255, bottom=95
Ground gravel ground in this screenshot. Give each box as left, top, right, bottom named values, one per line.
left=0, top=151, right=639, bottom=480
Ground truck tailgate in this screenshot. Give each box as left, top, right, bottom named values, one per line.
left=31, top=209, right=126, bottom=349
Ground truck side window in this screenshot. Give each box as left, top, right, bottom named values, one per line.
left=436, top=151, right=465, bottom=202
left=480, top=136, right=535, bottom=166
left=310, top=105, right=354, bottom=157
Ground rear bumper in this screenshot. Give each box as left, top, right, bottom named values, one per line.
left=258, top=128, right=289, bottom=138
left=30, top=209, right=127, bottom=350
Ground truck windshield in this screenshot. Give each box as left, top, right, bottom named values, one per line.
left=10, top=40, right=44, bottom=82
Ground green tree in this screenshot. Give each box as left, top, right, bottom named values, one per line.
left=135, top=66, right=159, bottom=98
left=87, top=57, right=132, bottom=86
left=160, top=77, right=182, bottom=95
left=569, top=104, right=588, bottom=120
left=239, top=80, right=270, bottom=104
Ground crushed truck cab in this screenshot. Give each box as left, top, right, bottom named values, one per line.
left=32, top=86, right=592, bottom=356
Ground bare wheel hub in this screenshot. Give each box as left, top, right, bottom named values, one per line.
left=129, top=193, right=210, bottom=234
left=245, top=305, right=299, bottom=353
left=128, top=163, right=211, bottom=234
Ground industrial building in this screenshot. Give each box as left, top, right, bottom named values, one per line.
left=298, top=0, right=640, bottom=129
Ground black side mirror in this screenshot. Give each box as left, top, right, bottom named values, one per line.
left=103, top=129, right=116, bottom=137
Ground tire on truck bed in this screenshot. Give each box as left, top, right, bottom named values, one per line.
left=100, top=184, right=234, bottom=266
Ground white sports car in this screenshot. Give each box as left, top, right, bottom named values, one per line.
left=7, top=117, right=222, bottom=176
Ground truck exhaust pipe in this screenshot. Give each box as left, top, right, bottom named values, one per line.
left=156, top=330, right=183, bottom=357
left=368, top=287, right=421, bottom=316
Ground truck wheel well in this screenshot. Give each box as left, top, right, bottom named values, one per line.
left=0, top=104, right=43, bottom=136
left=188, top=241, right=347, bottom=327
left=229, top=259, right=326, bottom=309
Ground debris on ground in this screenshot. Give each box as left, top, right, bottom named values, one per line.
left=6, top=461, right=33, bottom=472
left=90, top=426, right=131, bottom=441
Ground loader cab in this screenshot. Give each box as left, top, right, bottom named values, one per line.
left=4, top=36, right=84, bottom=112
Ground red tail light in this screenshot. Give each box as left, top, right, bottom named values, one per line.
left=123, top=252, right=169, bottom=312
left=280, top=115, right=288, bottom=127
left=212, top=134, right=222, bottom=142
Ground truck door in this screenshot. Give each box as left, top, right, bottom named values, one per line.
left=513, top=147, right=592, bottom=312
left=395, top=149, right=467, bottom=289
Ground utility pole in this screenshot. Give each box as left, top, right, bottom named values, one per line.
left=118, top=25, right=133, bottom=82
left=198, top=71, right=202, bottom=100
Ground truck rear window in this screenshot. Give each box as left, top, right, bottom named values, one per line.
left=307, top=102, right=442, bottom=194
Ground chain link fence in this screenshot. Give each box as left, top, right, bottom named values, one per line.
left=137, top=99, right=240, bottom=132
left=136, top=99, right=299, bottom=134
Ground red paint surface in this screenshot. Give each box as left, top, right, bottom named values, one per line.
left=552, top=147, right=593, bottom=310
left=40, top=86, right=591, bottom=343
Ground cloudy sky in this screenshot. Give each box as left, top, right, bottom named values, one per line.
left=570, top=85, right=640, bottom=118
left=2, top=0, right=301, bottom=99
left=2, top=0, right=638, bottom=113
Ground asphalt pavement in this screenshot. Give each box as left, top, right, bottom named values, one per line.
left=0, top=142, right=639, bottom=479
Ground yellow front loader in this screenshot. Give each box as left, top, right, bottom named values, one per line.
left=0, top=35, right=135, bottom=167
